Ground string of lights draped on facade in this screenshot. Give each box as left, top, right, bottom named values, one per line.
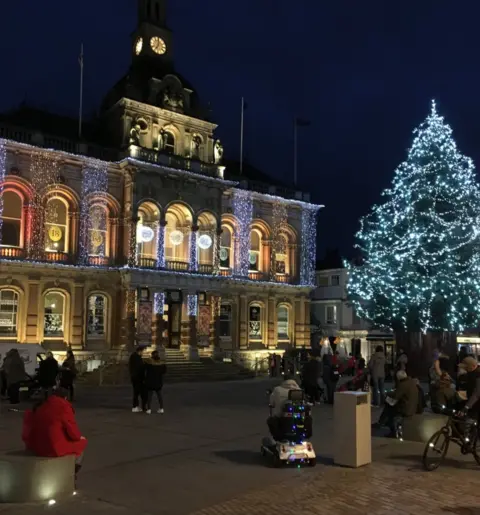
left=154, top=291, right=165, bottom=315
left=79, top=159, right=109, bottom=265
left=156, top=222, right=166, bottom=268
left=0, top=139, right=6, bottom=242
left=300, top=207, right=318, bottom=286
left=271, top=201, right=288, bottom=280
left=232, top=190, right=253, bottom=276
left=29, top=151, right=60, bottom=260
left=189, top=230, right=198, bottom=271
left=187, top=293, right=198, bottom=316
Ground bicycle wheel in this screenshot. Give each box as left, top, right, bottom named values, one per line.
left=423, top=430, right=449, bottom=471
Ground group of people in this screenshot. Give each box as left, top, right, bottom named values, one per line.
left=0, top=350, right=77, bottom=404
left=129, top=346, right=167, bottom=414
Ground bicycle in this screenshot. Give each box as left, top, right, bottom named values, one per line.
left=422, top=409, right=480, bottom=471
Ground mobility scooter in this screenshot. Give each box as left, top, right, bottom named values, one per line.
left=261, top=388, right=316, bottom=467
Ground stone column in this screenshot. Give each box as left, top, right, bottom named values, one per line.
left=156, top=220, right=167, bottom=268
left=289, top=243, right=298, bottom=282
left=262, top=239, right=272, bottom=280
left=209, top=295, right=221, bottom=351
left=25, top=280, right=40, bottom=344
left=152, top=291, right=165, bottom=348
left=189, top=225, right=199, bottom=272
left=294, top=297, right=302, bottom=348
left=239, top=294, right=248, bottom=350
left=71, top=283, right=84, bottom=350
left=267, top=296, right=276, bottom=349
left=127, top=216, right=138, bottom=267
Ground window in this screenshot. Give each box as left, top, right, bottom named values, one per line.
left=326, top=305, right=337, bottom=325
left=275, top=254, right=286, bottom=275
left=1, top=191, right=22, bottom=247
left=316, top=276, right=329, bottom=287
left=249, top=231, right=261, bottom=271
left=44, top=292, right=65, bottom=337
left=164, top=132, right=175, bottom=154
left=219, top=304, right=232, bottom=338
left=0, top=289, right=19, bottom=336
left=87, top=294, right=107, bottom=337
left=45, top=198, right=68, bottom=253
left=249, top=305, right=262, bottom=340
left=88, top=205, right=108, bottom=257
left=220, top=227, right=232, bottom=269
left=277, top=305, right=289, bottom=340
left=331, top=275, right=340, bottom=286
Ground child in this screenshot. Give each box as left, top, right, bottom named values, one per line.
left=145, top=350, right=167, bottom=414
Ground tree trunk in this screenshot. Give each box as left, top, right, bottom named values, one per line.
left=394, top=331, right=457, bottom=379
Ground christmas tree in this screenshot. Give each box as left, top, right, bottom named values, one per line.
left=348, top=101, right=480, bottom=333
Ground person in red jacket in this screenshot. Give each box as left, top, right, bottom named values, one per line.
left=22, top=388, right=87, bottom=481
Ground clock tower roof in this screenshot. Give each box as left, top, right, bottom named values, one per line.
left=101, top=0, right=208, bottom=120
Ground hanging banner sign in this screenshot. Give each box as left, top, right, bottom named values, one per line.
left=48, top=226, right=63, bottom=242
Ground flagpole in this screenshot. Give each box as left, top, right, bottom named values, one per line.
left=78, top=43, right=84, bottom=139
left=293, top=117, right=298, bottom=187
left=240, top=97, right=244, bottom=175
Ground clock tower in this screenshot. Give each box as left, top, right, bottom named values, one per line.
left=132, top=0, right=173, bottom=64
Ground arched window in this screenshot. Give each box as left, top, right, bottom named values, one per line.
left=165, top=204, right=192, bottom=268
left=88, top=205, right=108, bottom=257
left=277, top=305, right=290, bottom=341
left=164, top=132, right=175, bottom=155
left=0, top=289, right=19, bottom=336
left=44, top=291, right=65, bottom=338
left=0, top=191, right=23, bottom=247
left=249, top=303, right=263, bottom=341
left=136, top=202, right=160, bottom=267
left=87, top=294, right=107, bottom=338
left=220, top=226, right=232, bottom=269
left=45, top=198, right=68, bottom=253
left=275, top=234, right=289, bottom=275
left=249, top=230, right=261, bottom=271
left=197, top=212, right=216, bottom=267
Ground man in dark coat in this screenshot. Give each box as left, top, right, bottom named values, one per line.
left=302, top=353, right=322, bottom=403
left=4, top=349, right=27, bottom=404
left=129, top=346, right=146, bottom=413
left=38, top=352, right=59, bottom=391
left=144, top=350, right=167, bottom=414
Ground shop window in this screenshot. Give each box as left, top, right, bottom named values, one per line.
left=249, top=304, right=262, bottom=340
left=88, top=205, right=108, bottom=257
left=0, top=289, right=19, bottom=336
left=0, top=191, right=22, bottom=247
left=277, top=305, right=289, bottom=340
left=44, top=291, right=65, bottom=337
left=220, top=304, right=232, bottom=337
left=87, top=294, right=107, bottom=337
left=45, top=198, right=68, bottom=253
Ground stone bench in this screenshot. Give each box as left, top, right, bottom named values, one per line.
left=402, top=413, right=448, bottom=443
left=0, top=451, right=75, bottom=503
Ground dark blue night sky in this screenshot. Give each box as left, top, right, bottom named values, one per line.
left=2, top=0, right=480, bottom=256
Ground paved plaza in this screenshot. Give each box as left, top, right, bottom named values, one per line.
left=0, top=378, right=479, bottom=515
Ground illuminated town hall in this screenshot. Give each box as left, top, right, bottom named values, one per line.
left=0, top=0, right=320, bottom=362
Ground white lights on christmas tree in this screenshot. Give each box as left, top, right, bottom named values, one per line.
left=0, top=139, right=6, bottom=243
left=300, top=207, right=318, bottom=285
left=232, top=190, right=253, bottom=276
left=348, top=100, right=480, bottom=332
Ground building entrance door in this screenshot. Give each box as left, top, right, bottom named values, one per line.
left=164, top=291, right=183, bottom=348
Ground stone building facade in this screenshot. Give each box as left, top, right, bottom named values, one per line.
left=0, top=0, right=321, bottom=361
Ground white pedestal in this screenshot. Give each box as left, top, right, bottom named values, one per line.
left=333, top=391, right=372, bottom=468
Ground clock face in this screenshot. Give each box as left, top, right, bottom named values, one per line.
left=135, top=37, right=143, bottom=55
left=151, top=37, right=167, bottom=55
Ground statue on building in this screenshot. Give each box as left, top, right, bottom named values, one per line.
left=214, top=140, right=224, bottom=164
left=129, top=121, right=141, bottom=146
left=191, top=135, right=202, bottom=159
left=155, top=129, right=165, bottom=151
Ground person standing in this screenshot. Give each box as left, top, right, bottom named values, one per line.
left=59, top=350, right=77, bottom=401
left=369, top=346, right=386, bottom=406
left=0, top=356, right=7, bottom=398
left=145, top=350, right=167, bottom=414
left=129, top=346, right=146, bottom=413
left=3, top=349, right=27, bottom=405
left=396, top=349, right=408, bottom=373
left=38, top=352, right=59, bottom=394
